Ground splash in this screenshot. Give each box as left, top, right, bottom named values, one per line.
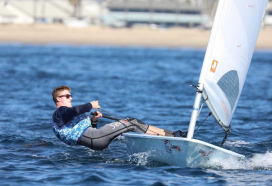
left=225, top=140, right=249, bottom=147
left=247, top=151, right=272, bottom=170
left=207, top=151, right=272, bottom=170
left=128, top=151, right=154, bottom=166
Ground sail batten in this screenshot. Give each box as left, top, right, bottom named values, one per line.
left=198, top=0, right=268, bottom=132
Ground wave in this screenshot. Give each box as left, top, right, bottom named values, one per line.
left=225, top=140, right=250, bottom=147
left=207, top=151, right=272, bottom=170
left=129, top=151, right=153, bottom=166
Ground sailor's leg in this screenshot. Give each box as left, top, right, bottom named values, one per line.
left=127, top=118, right=174, bottom=137
left=146, top=126, right=187, bottom=137
left=145, top=126, right=174, bottom=136
left=78, top=120, right=136, bottom=150
left=78, top=119, right=182, bottom=150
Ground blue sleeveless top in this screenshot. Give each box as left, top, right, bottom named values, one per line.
left=52, top=114, right=91, bottom=145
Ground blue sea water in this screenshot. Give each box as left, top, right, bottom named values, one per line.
left=0, top=44, right=272, bottom=186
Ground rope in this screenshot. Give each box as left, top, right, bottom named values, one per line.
left=194, top=112, right=212, bottom=133
left=98, top=108, right=162, bottom=136
left=181, top=112, right=212, bottom=137
left=98, top=108, right=124, bottom=120
left=98, top=108, right=214, bottom=137
left=99, top=108, right=213, bottom=137
left=220, top=125, right=231, bottom=147
left=98, top=108, right=155, bottom=133
left=97, top=108, right=130, bottom=130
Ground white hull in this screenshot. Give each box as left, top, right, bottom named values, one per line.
left=123, top=133, right=244, bottom=167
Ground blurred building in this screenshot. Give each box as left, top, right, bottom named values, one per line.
left=0, top=0, right=100, bottom=26
left=102, top=0, right=211, bottom=28
left=265, top=0, right=272, bottom=27
left=0, top=0, right=272, bottom=28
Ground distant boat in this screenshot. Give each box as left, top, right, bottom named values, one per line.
left=123, top=0, right=268, bottom=167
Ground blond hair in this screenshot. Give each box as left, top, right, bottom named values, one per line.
left=52, top=86, right=71, bottom=104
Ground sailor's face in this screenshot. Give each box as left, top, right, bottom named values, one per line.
left=57, top=90, right=72, bottom=107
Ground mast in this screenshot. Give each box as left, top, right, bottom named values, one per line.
left=187, top=83, right=203, bottom=139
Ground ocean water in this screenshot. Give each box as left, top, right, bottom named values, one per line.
left=0, top=44, right=272, bottom=186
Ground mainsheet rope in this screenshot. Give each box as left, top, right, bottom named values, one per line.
left=98, top=108, right=124, bottom=120
left=97, top=108, right=130, bottom=130
left=97, top=108, right=165, bottom=136
left=98, top=107, right=213, bottom=137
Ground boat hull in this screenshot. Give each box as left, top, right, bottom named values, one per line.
left=123, top=133, right=244, bottom=167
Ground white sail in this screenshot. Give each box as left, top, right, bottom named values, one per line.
left=199, top=0, right=268, bottom=132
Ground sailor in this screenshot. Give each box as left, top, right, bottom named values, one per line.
left=52, top=85, right=184, bottom=150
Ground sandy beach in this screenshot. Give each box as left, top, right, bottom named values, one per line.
left=0, top=24, right=271, bottom=49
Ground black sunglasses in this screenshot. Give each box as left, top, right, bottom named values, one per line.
left=58, top=94, right=72, bottom=99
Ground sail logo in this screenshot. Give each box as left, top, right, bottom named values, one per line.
left=210, top=60, right=218, bottom=73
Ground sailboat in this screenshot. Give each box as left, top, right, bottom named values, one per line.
left=123, top=0, right=268, bottom=167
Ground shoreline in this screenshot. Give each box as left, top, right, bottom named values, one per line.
left=0, top=24, right=271, bottom=49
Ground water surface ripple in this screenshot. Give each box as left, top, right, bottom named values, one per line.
left=0, top=45, right=272, bottom=185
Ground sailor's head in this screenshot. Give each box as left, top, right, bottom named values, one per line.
left=52, top=85, right=73, bottom=107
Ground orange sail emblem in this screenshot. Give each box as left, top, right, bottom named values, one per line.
left=210, top=60, right=218, bottom=73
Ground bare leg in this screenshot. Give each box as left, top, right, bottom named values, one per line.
left=146, top=125, right=174, bottom=137
left=126, top=118, right=176, bottom=137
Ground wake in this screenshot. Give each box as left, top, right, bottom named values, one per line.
left=129, top=140, right=272, bottom=170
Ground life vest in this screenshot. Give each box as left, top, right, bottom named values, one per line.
left=52, top=114, right=91, bottom=145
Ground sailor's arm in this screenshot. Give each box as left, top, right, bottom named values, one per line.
left=60, top=101, right=100, bottom=125
left=90, top=111, right=102, bottom=128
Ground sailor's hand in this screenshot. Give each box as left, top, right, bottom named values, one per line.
left=92, top=111, right=102, bottom=121
left=91, top=101, right=100, bottom=109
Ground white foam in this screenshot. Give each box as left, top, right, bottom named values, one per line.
left=129, top=151, right=154, bottom=166
left=248, top=151, right=272, bottom=169
left=127, top=149, right=272, bottom=170
left=225, top=140, right=250, bottom=147
left=207, top=151, right=272, bottom=170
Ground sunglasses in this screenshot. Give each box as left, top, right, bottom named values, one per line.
left=58, top=94, right=72, bottom=99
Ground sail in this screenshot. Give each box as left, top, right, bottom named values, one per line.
left=199, top=0, right=268, bottom=132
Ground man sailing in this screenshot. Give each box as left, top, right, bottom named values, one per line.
left=52, top=86, right=183, bottom=150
